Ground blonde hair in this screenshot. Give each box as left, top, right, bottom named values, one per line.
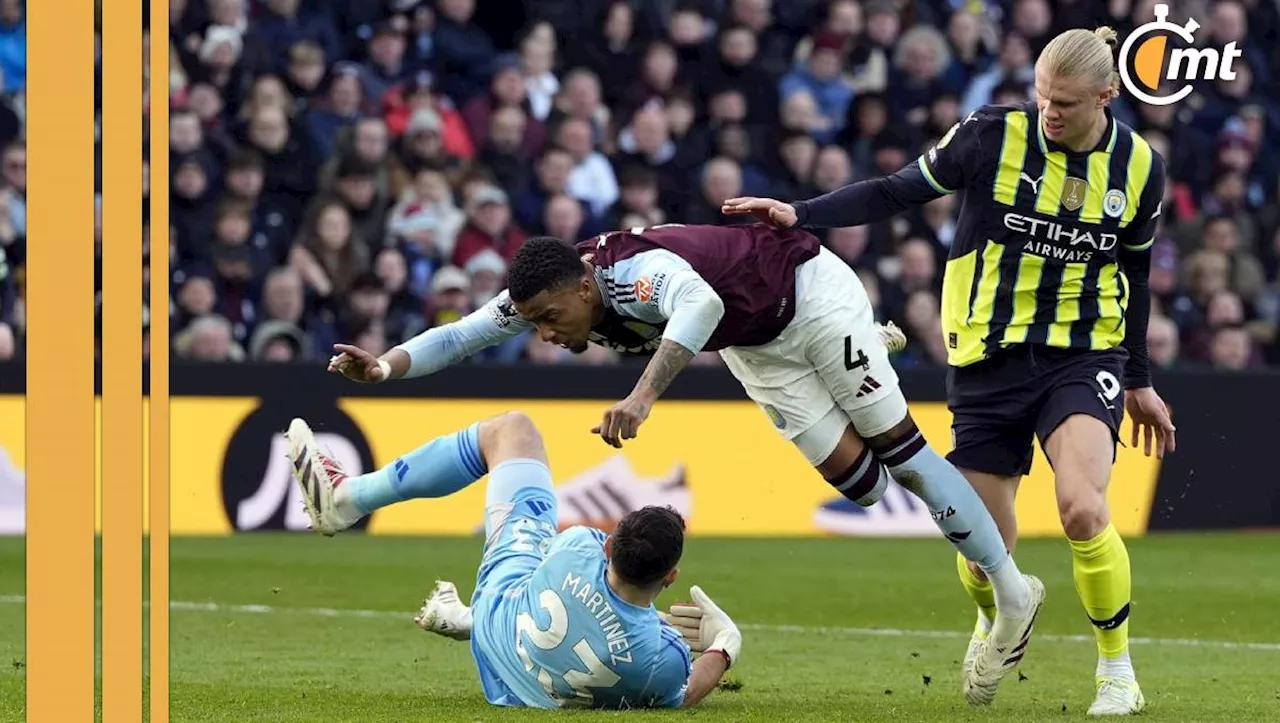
left=1037, top=26, right=1121, bottom=99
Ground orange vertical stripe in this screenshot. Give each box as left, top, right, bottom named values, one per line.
left=103, top=0, right=144, bottom=718
left=148, top=0, right=171, bottom=719
left=25, top=0, right=97, bottom=720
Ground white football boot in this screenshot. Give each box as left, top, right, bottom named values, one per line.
left=964, top=574, right=1046, bottom=705
left=415, top=580, right=473, bottom=641
left=876, top=321, right=907, bottom=353
left=285, top=417, right=354, bottom=537
left=961, top=613, right=991, bottom=680
left=1088, top=678, right=1145, bottom=716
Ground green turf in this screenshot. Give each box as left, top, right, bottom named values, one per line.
left=0, top=532, right=1278, bottom=721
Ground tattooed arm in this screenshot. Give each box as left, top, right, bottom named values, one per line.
left=632, top=339, right=698, bottom=403
left=594, top=276, right=724, bottom=447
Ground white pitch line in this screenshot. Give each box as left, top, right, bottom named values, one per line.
left=2, top=595, right=1277, bottom=652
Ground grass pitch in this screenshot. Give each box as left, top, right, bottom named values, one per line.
left=0, top=532, right=1278, bottom=721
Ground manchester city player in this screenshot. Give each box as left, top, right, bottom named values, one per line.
left=286, top=411, right=741, bottom=709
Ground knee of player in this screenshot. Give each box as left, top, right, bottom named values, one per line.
left=1057, top=491, right=1109, bottom=541
left=863, top=412, right=928, bottom=465
left=479, top=411, right=547, bottom=464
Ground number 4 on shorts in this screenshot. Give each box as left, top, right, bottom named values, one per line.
left=844, top=336, right=871, bottom=372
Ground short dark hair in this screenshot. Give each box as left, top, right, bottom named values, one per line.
left=610, top=506, right=685, bottom=588
left=349, top=271, right=385, bottom=294
left=507, top=236, right=583, bottom=302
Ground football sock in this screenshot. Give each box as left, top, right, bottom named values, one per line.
left=956, top=551, right=997, bottom=629
left=874, top=424, right=1029, bottom=611
left=1070, top=523, right=1133, bottom=664
left=335, top=423, right=486, bottom=524
left=1096, top=649, right=1135, bottom=683
left=822, top=445, right=888, bottom=507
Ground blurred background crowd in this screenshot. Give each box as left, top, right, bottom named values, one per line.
left=8, top=0, right=1280, bottom=371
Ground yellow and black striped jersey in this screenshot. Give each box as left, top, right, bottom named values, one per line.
left=792, top=101, right=1165, bottom=385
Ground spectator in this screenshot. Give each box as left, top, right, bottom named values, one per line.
left=613, top=105, right=685, bottom=216
left=289, top=198, right=368, bottom=303
left=543, top=193, right=586, bottom=245
left=433, top=0, right=499, bottom=104
left=623, top=41, right=679, bottom=115
left=0, top=321, right=13, bottom=361
left=685, top=157, right=744, bottom=225
left=827, top=225, right=871, bottom=268
left=360, top=21, right=413, bottom=105
left=174, top=314, right=244, bottom=362
left=461, top=53, right=547, bottom=158
left=305, top=64, right=365, bottom=160
left=257, top=265, right=334, bottom=360
left=0, top=0, right=23, bottom=93
left=387, top=165, right=465, bottom=273
left=890, top=26, right=956, bottom=127
left=606, top=165, right=666, bottom=231
left=248, top=319, right=308, bottom=362
left=779, top=32, right=855, bottom=144
left=567, top=1, right=642, bottom=108
left=1210, top=325, right=1257, bottom=371
left=475, top=106, right=535, bottom=199
left=552, top=68, right=609, bottom=144
left=519, top=21, right=561, bottom=123
left=284, top=40, right=327, bottom=105
left=245, top=0, right=342, bottom=76
left=961, top=32, right=1033, bottom=115
left=773, top=131, right=818, bottom=201
left=383, top=71, right=474, bottom=161
left=557, top=117, right=619, bottom=218
left=242, top=104, right=319, bottom=214
left=514, top=146, right=574, bottom=233
left=452, top=184, right=528, bottom=268
left=726, top=0, right=791, bottom=78
left=326, top=155, right=391, bottom=251
left=1148, top=314, right=1181, bottom=370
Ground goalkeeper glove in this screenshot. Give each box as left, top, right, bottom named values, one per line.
left=665, top=585, right=743, bottom=668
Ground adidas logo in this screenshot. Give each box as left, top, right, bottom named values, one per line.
left=525, top=498, right=553, bottom=516
left=855, top=376, right=882, bottom=398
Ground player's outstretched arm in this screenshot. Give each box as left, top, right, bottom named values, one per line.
left=327, top=291, right=532, bottom=383
left=680, top=651, right=730, bottom=708
left=594, top=271, right=724, bottom=447
left=666, top=586, right=743, bottom=708
left=722, top=164, right=947, bottom=231
left=723, top=113, right=983, bottom=230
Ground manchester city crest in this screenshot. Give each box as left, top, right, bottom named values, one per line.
left=1104, top=189, right=1127, bottom=218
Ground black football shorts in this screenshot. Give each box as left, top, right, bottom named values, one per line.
left=945, top=344, right=1129, bottom=477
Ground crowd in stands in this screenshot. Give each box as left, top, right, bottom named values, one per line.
left=34, top=0, right=1280, bottom=372
left=0, top=0, right=21, bottom=363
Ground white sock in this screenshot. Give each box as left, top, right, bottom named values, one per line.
left=331, top=484, right=365, bottom=528
left=986, top=556, right=1031, bottom=613
left=1097, top=650, right=1135, bottom=682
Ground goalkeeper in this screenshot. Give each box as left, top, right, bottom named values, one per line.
left=286, top=411, right=740, bottom=710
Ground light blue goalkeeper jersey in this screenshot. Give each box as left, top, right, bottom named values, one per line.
left=468, top=503, right=692, bottom=710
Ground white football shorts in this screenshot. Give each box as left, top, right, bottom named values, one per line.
left=720, top=246, right=905, bottom=464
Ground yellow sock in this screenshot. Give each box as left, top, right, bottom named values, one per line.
left=1069, top=523, right=1132, bottom=658
left=956, top=552, right=997, bottom=627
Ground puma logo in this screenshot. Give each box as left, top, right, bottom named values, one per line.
left=1019, top=172, right=1042, bottom=194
